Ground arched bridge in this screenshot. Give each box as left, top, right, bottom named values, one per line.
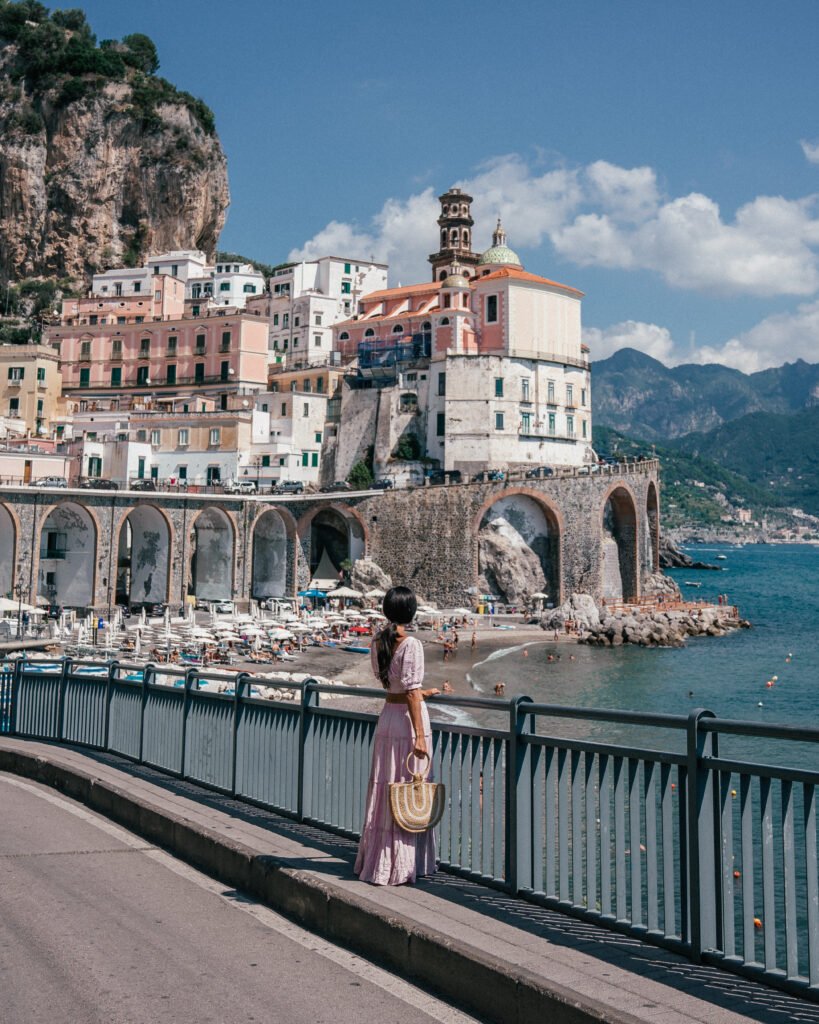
left=0, top=461, right=660, bottom=612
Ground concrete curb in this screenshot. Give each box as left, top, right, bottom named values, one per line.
left=0, top=744, right=643, bottom=1024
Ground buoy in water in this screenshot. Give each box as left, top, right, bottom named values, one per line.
left=766, top=681, right=773, bottom=688
left=772, top=675, right=778, bottom=681
left=754, top=917, right=763, bottom=929
left=731, top=789, right=737, bottom=797
left=758, top=702, right=764, bottom=707
left=734, top=870, right=741, bottom=879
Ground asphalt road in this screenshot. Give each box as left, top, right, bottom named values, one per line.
left=0, top=773, right=478, bottom=1024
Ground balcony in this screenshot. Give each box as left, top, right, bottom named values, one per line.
left=518, top=422, right=579, bottom=442
left=194, top=346, right=206, bottom=356
left=39, top=548, right=66, bottom=560
left=7, top=378, right=22, bottom=387
left=219, top=343, right=231, bottom=353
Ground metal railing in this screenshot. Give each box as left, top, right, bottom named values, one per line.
left=2, top=655, right=817, bottom=1001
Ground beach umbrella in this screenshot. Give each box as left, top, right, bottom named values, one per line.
left=270, top=628, right=294, bottom=640
left=364, top=588, right=386, bottom=599
left=328, top=586, right=362, bottom=600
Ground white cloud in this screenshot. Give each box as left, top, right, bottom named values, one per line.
left=691, top=300, right=819, bottom=372
left=801, top=139, right=819, bottom=165
left=291, top=150, right=819, bottom=298
left=584, top=321, right=677, bottom=363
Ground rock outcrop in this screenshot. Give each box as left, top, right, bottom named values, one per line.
left=540, top=594, right=601, bottom=632
left=350, top=558, right=392, bottom=594
left=0, top=10, right=229, bottom=283
left=659, top=536, right=721, bottom=571
left=578, top=605, right=750, bottom=648
left=477, top=522, right=547, bottom=605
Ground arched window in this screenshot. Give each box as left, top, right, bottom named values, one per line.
left=441, top=228, right=447, bottom=246
left=439, top=270, right=447, bottom=281
left=339, top=331, right=349, bottom=341
left=462, top=229, right=470, bottom=246
left=364, top=328, right=375, bottom=337
left=421, top=321, right=431, bottom=332
left=392, top=324, right=404, bottom=334
left=450, top=228, right=459, bottom=245
left=461, top=204, right=468, bottom=215
left=440, top=317, right=450, bottom=326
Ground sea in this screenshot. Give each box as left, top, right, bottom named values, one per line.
left=469, top=543, right=819, bottom=768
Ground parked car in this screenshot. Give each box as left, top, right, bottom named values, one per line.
left=130, top=601, right=166, bottom=617
left=129, top=478, right=156, bottom=491
left=215, top=601, right=235, bottom=614
left=372, top=478, right=394, bottom=489
left=78, top=477, right=119, bottom=490
left=428, top=469, right=462, bottom=485
left=319, top=480, right=351, bottom=492
left=224, top=479, right=257, bottom=494
left=275, top=480, right=305, bottom=494
left=29, top=476, right=67, bottom=488
left=524, top=466, right=554, bottom=479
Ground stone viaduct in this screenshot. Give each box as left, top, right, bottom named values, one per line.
left=0, top=460, right=660, bottom=613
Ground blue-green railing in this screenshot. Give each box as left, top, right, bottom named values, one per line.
left=3, top=656, right=818, bottom=1001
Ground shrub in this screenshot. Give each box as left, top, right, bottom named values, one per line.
left=392, top=432, right=421, bottom=460
left=348, top=460, right=374, bottom=490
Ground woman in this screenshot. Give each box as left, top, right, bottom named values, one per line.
left=354, top=586, right=440, bottom=886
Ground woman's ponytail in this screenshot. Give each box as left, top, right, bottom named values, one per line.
left=375, top=621, right=399, bottom=688
left=375, top=586, right=418, bottom=688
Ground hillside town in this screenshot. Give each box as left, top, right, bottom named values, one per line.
left=0, top=189, right=595, bottom=492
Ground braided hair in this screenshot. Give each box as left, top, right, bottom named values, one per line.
left=374, top=586, right=417, bottom=688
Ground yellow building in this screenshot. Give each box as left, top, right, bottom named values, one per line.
left=0, top=343, right=64, bottom=437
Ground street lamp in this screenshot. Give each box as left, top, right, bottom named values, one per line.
left=13, top=581, right=24, bottom=639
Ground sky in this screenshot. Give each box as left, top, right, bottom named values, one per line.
left=73, top=0, right=819, bottom=373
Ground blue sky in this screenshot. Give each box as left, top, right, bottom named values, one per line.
left=75, top=0, right=819, bottom=371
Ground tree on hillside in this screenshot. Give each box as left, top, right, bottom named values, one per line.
left=122, top=32, right=159, bottom=74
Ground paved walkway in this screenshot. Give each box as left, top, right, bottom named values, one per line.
left=1, top=737, right=817, bottom=1024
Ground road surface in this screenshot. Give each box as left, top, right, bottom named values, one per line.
left=0, top=773, right=478, bottom=1024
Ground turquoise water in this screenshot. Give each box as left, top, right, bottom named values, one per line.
left=470, top=544, right=819, bottom=766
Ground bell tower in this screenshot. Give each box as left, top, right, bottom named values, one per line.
left=428, top=187, right=480, bottom=281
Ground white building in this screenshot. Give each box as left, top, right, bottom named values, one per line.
left=249, top=257, right=387, bottom=368
left=249, top=390, right=329, bottom=488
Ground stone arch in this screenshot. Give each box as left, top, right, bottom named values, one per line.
left=601, top=485, right=639, bottom=601
left=646, top=481, right=660, bottom=573
left=251, top=507, right=294, bottom=599
left=472, top=489, right=563, bottom=606
left=37, top=502, right=97, bottom=609
left=0, top=502, right=17, bottom=598
left=115, top=504, right=172, bottom=608
left=298, top=503, right=368, bottom=581
left=190, top=506, right=235, bottom=601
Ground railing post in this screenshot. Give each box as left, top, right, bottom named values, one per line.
left=180, top=668, right=199, bottom=778
left=231, top=672, right=251, bottom=797
left=298, top=678, right=319, bottom=822
left=506, top=695, right=534, bottom=894
left=139, top=662, right=155, bottom=764
left=58, top=656, right=73, bottom=742
left=104, top=659, right=119, bottom=752
left=8, top=656, right=22, bottom=736
left=685, top=708, right=719, bottom=961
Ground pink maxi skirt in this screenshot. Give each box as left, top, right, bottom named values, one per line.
left=354, top=702, right=436, bottom=885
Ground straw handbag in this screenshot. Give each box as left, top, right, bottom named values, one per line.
left=389, top=752, right=446, bottom=833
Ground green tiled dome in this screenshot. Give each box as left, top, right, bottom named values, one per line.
left=479, top=244, right=522, bottom=266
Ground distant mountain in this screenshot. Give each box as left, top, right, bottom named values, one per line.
left=592, top=349, right=819, bottom=441
left=669, top=406, right=819, bottom=517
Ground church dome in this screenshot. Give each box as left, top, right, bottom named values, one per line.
left=479, top=218, right=522, bottom=267
left=442, top=271, right=470, bottom=289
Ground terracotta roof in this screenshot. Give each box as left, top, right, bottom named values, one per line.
left=476, top=267, right=584, bottom=296
left=362, top=281, right=441, bottom=302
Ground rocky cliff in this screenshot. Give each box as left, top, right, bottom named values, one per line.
left=0, top=3, right=229, bottom=284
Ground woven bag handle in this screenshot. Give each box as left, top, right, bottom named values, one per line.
left=405, top=750, right=430, bottom=781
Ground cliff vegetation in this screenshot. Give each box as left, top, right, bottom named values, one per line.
left=0, top=0, right=229, bottom=286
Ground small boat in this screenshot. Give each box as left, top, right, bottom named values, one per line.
left=716, top=554, right=728, bottom=560
left=342, top=644, right=370, bottom=654
left=684, top=581, right=702, bottom=588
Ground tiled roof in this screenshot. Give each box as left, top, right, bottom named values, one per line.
left=477, top=267, right=584, bottom=296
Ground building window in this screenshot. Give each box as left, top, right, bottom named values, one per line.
left=111, top=340, right=122, bottom=359
left=80, top=341, right=91, bottom=359
left=566, top=384, right=574, bottom=406
left=207, top=466, right=221, bottom=485
left=139, top=338, right=150, bottom=357
left=79, top=368, right=90, bottom=388
left=339, top=332, right=349, bottom=341
left=316, top=377, right=323, bottom=393
left=279, top=457, right=286, bottom=466
left=436, top=412, right=445, bottom=436
left=547, top=380, right=556, bottom=403
left=439, top=317, right=450, bottom=326
left=521, top=378, right=530, bottom=402
left=273, top=314, right=279, bottom=326
left=220, top=282, right=230, bottom=292
left=195, top=363, right=205, bottom=383
left=582, top=419, right=588, bottom=438
left=301, top=451, right=309, bottom=467
left=344, top=262, right=351, bottom=273
left=281, top=402, right=287, bottom=415
left=37, top=366, right=46, bottom=382
left=195, top=333, right=206, bottom=352
left=495, top=412, right=504, bottom=430
left=581, top=388, right=587, bottom=406
left=209, top=428, right=221, bottom=446
left=315, top=313, right=322, bottom=326
left=178, top=465, right=187, bottom=480
left=437, top=372, right=446, bottom=396
left=486, top=295, right=498, bottom=323
left=115, top=283, right=122, bottom=297
left=303, top=380, right=311, bottom=392
left=311, top=452, right=319, bottom=467
left=133, top=281, right=141, bottom=293
left=303, top=402, right=309, bottom=417
left=548, top=412, right=556, bottom=434
left=220, top=361, right=230, bottom=382
left=151, top=429, right=161, bottom=446
left=166, top=365, right=176, bottom=385
left=494, top=377, right=503, bottom=397
left=521, top=411, right=531, bottom=433
left=135, top=316, right=144, bottom=323
left=392, top=324, right=404, bottom=334
left=283, top=313, right=289, bottom=327
left=341, top=281, right=351, bottom=294
left=567, top=415, right=575, bottom=437
left=243, top=284, right=256, bottom=293
left=110, top=367, right=121, bottom=387
left=117, top=316, right=126, bottom=324
left=178, top=429, right=189, bottom=446
left=154, top=290, right=161, bottom=302
left=167, top=335, right=177, bottom=353
left=261, top=455, right=271, bottom=468
left=89, top=315, right=98, bottom=325
left=136, top=366, right=149, bottom=385
left=221, top=331, right=231, bottom=350
left=364, top=328, right=375, bottom=337
left=290, top=381, right=297, bottom=392
left=8, top=397, right=19, bottom=414
left=315, top=431, right=322, bottom=443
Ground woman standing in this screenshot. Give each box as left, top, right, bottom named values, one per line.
left=355, top=586, right=440, bottom=886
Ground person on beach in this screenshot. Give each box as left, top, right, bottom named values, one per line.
left=355, top=586, right=440, bottom=886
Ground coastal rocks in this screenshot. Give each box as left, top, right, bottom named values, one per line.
left=642, top=571, right=682, bottom=599
left=350, top=558, right=392, bottom=594
left=540, top=594, right=600, bottom=632
left=659, top=537, right=721, bottom=571
left=578, top=604, right=745, bottom=648
left=477, top=517, right=547, bottom=605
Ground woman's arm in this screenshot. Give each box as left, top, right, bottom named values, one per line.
left=406, top=690, right=427, bottom=759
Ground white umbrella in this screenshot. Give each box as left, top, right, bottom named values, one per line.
left=270, top=628, right=294, bottom=640
left=365, top=588, right=386, bottom=599
left=328, top=586, right=362, bottom=600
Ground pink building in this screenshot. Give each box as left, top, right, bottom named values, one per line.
left=46, top=312, right=270, bottom=401
left=60, top=274, right=185, bottom=326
